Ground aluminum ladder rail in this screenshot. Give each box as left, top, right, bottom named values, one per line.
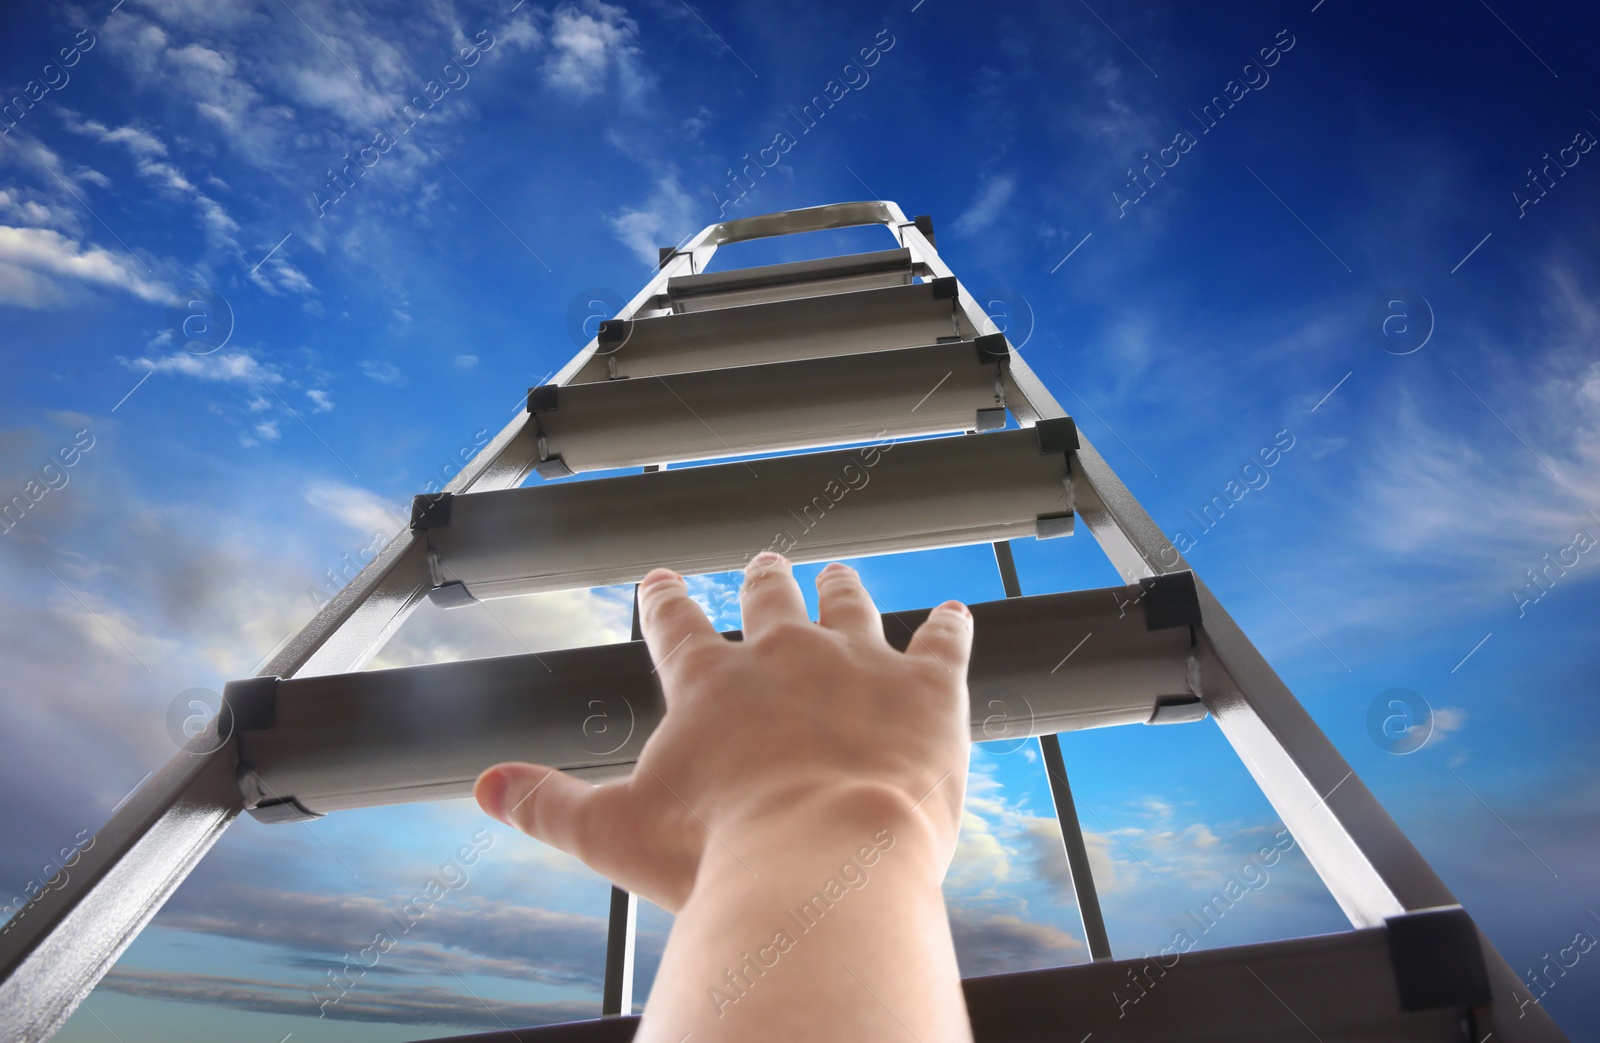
left=0, top=200, right=1568, bottom=1042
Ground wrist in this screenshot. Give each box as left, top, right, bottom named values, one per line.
left=691, top=779, right=952, bottom=897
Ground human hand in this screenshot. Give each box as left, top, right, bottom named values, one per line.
left=473, top=553, right=975, bottom=913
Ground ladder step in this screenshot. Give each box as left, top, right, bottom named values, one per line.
left=572, top=279, right=975, bottom=383
left=529, top=338, right=1008, bottom=476
left=408, top=910, right=1486, bottom=1042
left=232, top=574, right=1206, bottom=820
left=665, top=247, right=917, bottom=313
left=412, top=423, right=1078, bottom=604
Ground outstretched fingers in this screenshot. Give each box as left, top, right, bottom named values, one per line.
left=740, top=552, right=809, bottom=641
left=637, top=568, right=719, bottom=686
left=906, top=600, right=975, bottom=675
left=816, top=562, right=886, bottom=644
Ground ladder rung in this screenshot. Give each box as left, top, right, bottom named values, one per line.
left=232, top=574, right=1205, bottom=820
left=665, top=247, right=916, bottom=313
left=408, top=912, right=1482, bottom=1042
left=572, top=279, right=975, bottom=383
left=412, top=424, right=1078, bottom=603
left=529, top=338, right=1007, bottom=475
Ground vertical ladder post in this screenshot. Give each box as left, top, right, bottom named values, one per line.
left=601, top=885, right=638, bottom=1016
left=991, top=541, right=1113, bottom=962
left=596, top=585, right=648, bottom=1016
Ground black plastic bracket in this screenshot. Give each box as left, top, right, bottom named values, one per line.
left=597, top=319, right=631, bottom=346
left=251, top=796, right=325, bottom=824
left=535, top=455, right=574, bottom=480
left=1386, top=907, right=1493, bottom=1012
left=1034, top=417, right=1080, bottom=454
left=223, top=676, right=278, bottom=733
left=931, top=276, right=959, bottom=300
left=410, top=492, right=453, bottom=530
left=1148, top=695, right=1208, bottom=725
left=429, top=580, right=479, bottom=610
left=1138, top=571, right=1202, bottom=631
left=657, top=246, right=675, bottom=270
left=527, top=384, right=559, bottom=414
left=913, top=214, right=937, bottom=249
left=975, top=332, right=1009, bottom=364
left=975, top=408, right=1007, bottom=432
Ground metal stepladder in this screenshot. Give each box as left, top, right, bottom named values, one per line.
left=0, top=201, right=1569, bottom=1042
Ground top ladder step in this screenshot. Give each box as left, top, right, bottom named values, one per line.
left=572, top=278, right=975, bottom=383
left=664, top=247, right=918, bottom=313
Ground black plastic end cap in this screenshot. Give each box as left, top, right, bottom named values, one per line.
left=597, top=319, right=631, bottom=345
left=658, top=246, right=675, bottom=269
left=975, top=408, right=1007, bottom=432
left=914, top=213, right=937, bottom=248
left=930, top=276, right=958, bottom=301
left=534, top=455, right=574, bottom=480
left=1138, top=570, right=1202, bottom=631
left=223, top=676, right=278, bottom=733
left=527, top=384, right=559, bottom=414
left=1034, top=417, right=1080, bottom=454
left=1386, top=908, right=1493, bottom=1012
left=250, top=796, right=325, bottom=824
left=428, top=580, right=479, bottom=610
left=410, top=492, right=452, bottom=530
left=975, top=332, right=1009, bottom=364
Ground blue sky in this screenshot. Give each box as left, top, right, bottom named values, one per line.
left=1, top=0, right=1598, bottom=1038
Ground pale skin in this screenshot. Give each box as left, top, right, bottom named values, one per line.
left=474, top=552, right=976, bottom=1042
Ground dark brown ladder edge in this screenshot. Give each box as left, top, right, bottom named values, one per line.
left=409, top=907, right=1496, bottom=1043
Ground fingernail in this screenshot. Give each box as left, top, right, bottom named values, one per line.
left=819, top=561, right=853, bottom=575
left=477, top=769, right=510, bottom=825
left=749, top=551, right=786, bottom=569
left=938, top=600, right=972, bottom=621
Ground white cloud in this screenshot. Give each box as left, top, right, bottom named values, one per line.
left=544, top=1, right=643, bottom=99
left=453, top=354, right=479, bottom=369
left=63, top=116, right=242, bottom=252
left=361, top=360, right=405, bottom=385
left=306, top=388, right=334, bottom=412
left=63, top=117, right=168, bottom=159
left=0, top=225, right=168, bottom=306
left=1430, top=706, right=1467, bottom=740
left=121, top=351, right=279, bottom=384
left=304, top=480, right=406, bottom=540
left=608, top=173, right=696, bottom=266
left=952, top=174, right=1016, bottom=236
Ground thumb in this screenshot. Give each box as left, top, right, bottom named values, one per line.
left=475, top=762, right=622, bottom=865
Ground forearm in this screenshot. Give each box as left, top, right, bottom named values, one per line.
left=636, top=786, right=973, bottom=1042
